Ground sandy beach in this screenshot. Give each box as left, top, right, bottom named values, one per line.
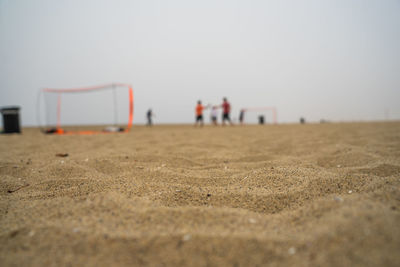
left=1, top=122, right=399, bottom=266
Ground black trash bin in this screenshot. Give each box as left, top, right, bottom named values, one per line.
left=1, top=106, right=21, bottom=133
left=258, top=115, right=265, bottom=125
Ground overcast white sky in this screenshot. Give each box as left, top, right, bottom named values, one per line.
left=1, top=0, right=399, bottom=126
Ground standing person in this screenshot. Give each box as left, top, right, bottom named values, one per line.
left=221, top=97, right=233, bottom=126
left=146, top=109, right=153, bottom=126
left=195, top=100, right=205, bottom=127
left=210, top=106, right=218, bottom=126
left=239, top=109, right=245, bottom=125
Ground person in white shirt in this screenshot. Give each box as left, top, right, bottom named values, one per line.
left=210, top=106, right=218, bottom=126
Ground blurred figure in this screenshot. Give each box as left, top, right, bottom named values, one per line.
left=239, top=109, right=245, bottom=125
left=146, top=109, right=153, bottom=126
left=258, top=115, right=265, bottom=125
left=210, top=106, right=218, bottom=126
left=221, top=97, right=233, bottom=126
left=195, top=100, right=205, bottom=127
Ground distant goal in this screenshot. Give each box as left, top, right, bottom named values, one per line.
left=37, top=83, right=134, bottom=135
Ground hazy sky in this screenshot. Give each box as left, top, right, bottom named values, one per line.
left=1, top=0, right=399, bottom=126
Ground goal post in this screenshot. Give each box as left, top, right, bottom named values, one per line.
left=240, top=107, right=277, bottom=124
left=37, top=83, right=134, bottom=135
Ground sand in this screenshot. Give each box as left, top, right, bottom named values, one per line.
left=0, top=122, right=399, bottom=266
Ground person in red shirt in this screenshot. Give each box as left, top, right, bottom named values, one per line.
left=195, top=100, right=205, bottom=127
left=221, top=97, right=233, bottom=125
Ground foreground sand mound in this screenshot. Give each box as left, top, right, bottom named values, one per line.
left=0, top=122, right=399, bottom=266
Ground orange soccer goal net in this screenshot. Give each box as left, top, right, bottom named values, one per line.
left=37, top=83, right=134, bottom=135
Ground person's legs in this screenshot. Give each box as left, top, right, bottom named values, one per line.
left=222, top=113, right=229, bottom=125
left=212, top=117, right=217, bottom=126
left=195, top=115, right=203, bottom=126
left=222, top=113, right=233, bottom=125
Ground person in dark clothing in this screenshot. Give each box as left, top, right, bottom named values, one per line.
left=239, top=109, right=245, bottom=125
left=146, top=109, right=153, bottom=126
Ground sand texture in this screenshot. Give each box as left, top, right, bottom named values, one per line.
left=1, top=122, right=400, bottom=266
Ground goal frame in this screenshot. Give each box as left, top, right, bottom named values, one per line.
left=37, top=83, right=134, bottom=135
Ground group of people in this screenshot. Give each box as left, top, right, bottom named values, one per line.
left=145, top=97, right=235, bottom=127
left=195, top=97, right=234, bottom=127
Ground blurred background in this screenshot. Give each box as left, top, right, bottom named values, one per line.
left=1, top=0, right=399, bottom=125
